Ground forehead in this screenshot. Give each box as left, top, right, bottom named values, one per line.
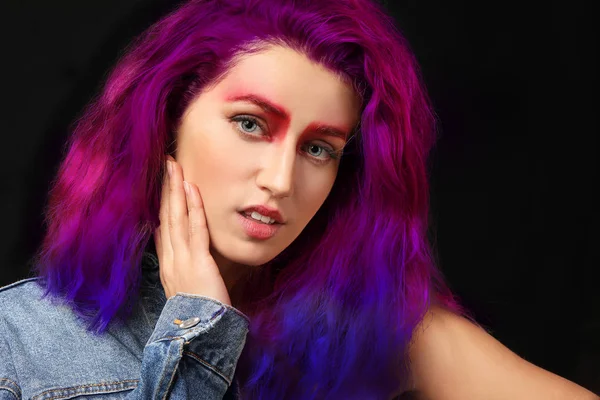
left=213, top=46, right=361, bottom=127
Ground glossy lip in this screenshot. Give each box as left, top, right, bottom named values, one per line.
left=239, top=205, right=285, bottom=224
left=237, top=212, right=282, bottom=240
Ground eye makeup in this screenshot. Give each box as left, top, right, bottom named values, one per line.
left=229, top=114, right=343, bottom=164
left=224, top=92, right=351, bottom=140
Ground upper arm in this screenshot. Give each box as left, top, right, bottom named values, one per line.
left=407, top=306, right=599, bottom=400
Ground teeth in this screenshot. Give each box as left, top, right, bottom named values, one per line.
left=248, top=211, right=276, bottom=224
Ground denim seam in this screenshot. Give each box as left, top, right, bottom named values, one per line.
left=156, top=342, right=174, bottom=400
left=173, top=294, right=251, bottom=323
left=152, top=331, right=205, bottom=344
left=0, top=388, right=19, bottom=400
left=31, top=380, right=138, bottom=400
left=157, top=339, right=183, bottom=400
left=209, top=307, right=227, bottom=321
left=0, top=378, right=21, bottom=400
left=0, top=298, right=22, bottom=398
left=163, top=342, right=183, bottom=400
left=150, top=312, right=222, bottom=344
left=183, top=350, right=231, bottom=385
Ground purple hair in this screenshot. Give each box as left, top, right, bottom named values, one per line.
left=32, top=0, right=472, bottom=397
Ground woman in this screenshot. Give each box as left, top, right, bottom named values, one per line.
left=0, top=0, right=597, bottom=399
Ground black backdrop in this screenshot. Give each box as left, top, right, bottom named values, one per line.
left=1, top=0, right=597, bottom=393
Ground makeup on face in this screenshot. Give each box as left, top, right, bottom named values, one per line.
left=236, top=211, right=282, bottom=240
left=224, top=92, right=351, bottom=145
left=175, top=45, right=361, bottom=272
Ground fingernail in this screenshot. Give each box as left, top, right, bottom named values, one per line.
left=167, top=160, right=173, bottom=177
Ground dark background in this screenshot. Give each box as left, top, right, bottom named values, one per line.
left=1, top=0, right=597, bottom=393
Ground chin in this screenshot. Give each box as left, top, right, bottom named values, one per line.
left=213, top=238, right=283, bottom=267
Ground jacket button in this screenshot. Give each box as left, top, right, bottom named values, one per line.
left=178, top=317, right=201, bottom=329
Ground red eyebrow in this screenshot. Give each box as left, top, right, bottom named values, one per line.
left=225, top=93, right=350, bottom=140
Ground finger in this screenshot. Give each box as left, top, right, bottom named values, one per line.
left=154, top=228, right=162, bottom=263
left=167, top=157, right=190, bottom=255
left=158, top=163, right=172, bottom=297
left=159, top=162, right=173, bottom=260
left=184, top=181, right=210, bottom=259
left=154, top=227, right=168, bottom=297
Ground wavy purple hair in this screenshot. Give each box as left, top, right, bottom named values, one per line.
left=32, top=0, right=471, bottom=397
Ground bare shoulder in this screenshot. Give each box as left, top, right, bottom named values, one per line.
left=406, top=306, right=599, bottom=400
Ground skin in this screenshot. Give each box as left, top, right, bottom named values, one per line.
left=156, top=44, right=361, bottom=306
left=407, top=306, right=599, bottom=399
left=155, top=44, right=598, bottom=399
left=170, top=45, right=361, bottom=297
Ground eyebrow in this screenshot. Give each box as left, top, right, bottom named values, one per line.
left=225, top=93, right=350, bottom=140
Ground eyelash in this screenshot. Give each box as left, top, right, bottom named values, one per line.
left=230, top=115, right=342, bottom=164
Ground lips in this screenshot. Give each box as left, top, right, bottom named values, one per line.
left=239, top=205, right=285, bottom=224
left=240, top=211, right=279, bottom=225
left=237, top=212, right=282, bottom=240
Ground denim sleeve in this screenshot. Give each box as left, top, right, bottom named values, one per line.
left=125, top=293, right=250, bottom=399
left=0, top=316, right=21, bottom=399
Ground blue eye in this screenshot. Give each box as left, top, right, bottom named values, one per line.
left=305, top=144, right=330, bottom=159
left=230, top=115, right=342, bottom=164
left=231, top=115, right=264, bottom=135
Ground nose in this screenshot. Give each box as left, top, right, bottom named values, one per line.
left=255, top=141, right=295, bottom=199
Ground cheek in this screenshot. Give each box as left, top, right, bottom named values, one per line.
left=177, top=129, right=252, bottom=217
left=185, top=126, right=250, bottom=180
left=294, top=169, right=337, bottom=221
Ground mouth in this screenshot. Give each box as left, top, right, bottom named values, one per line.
left=237, top=211, right=283, bottom=240
left=238, top=205, right=285, bottom=224
left=238, top=211, right=282, bottom=225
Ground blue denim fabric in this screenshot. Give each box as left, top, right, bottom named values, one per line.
left=0, top=252, right=249, bottom=399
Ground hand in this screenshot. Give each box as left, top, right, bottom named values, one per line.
left=154, top=155, right=232, bottom=306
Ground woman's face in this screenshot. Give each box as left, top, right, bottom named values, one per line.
left=174, top=45, right=361, bottom=271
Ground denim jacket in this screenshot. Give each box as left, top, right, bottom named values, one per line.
left=0, top=252, right=249, bottom=399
